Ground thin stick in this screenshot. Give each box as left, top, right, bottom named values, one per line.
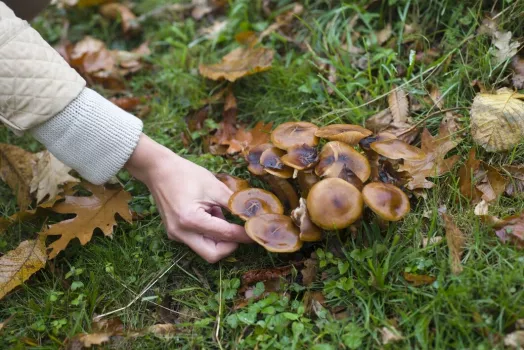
left=397, top=107, right=469, bottom=136
left=93, top=253, right=186, bottom=321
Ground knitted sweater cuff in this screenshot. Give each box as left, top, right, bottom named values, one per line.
left=30, top=88, right=143, bottom=185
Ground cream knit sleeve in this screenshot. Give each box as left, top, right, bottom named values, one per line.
left=30, top=88, right=143, bottom=185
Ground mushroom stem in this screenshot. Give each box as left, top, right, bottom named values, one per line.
left=262, top=175, right=299, bottom=212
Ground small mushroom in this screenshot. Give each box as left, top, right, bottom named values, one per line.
left=229, top=188, right=284, bottom=221
left=271, top=122, right=319, bottom=150
left=337, top=164, right=363, bottom=191
left=260, top=147, right=294, bottom=178
left=359, top=132, right=397, bottom=150
left=370, top=139, right=425, bottom=160
left=297, top=170, right=320, bottom=197
left=263, top=175, right=299, bottom=211
left=281, top=144, right=319, bottom=170
left=315, top=141, right=371, bottom=182
left=315, top=124, right=373, bottom=145
left=307, top=178, right=363, bottom=230
left=362, top=182, right=410, bottom=221
left=245, top=214, right=303, bottom=253
left=245, top=143, right=273, bottom=175
left=215, top=173, right=249, bottom=192
left=291, top=198, right=322, bottom=242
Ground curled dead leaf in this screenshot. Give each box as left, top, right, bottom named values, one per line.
left=380, top=326, right=404, bottom=345
left=441, top=213, right=466, bottom=274
left=488, top=212, right=524, bottom=249
left=99, top=3, right=140, bottom=35
left=387, top=88, right=409, bottom=123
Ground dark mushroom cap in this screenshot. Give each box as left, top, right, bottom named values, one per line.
left=315, top=124, right=373, bottom=145
left=260, top=147, right=293, bottom=178
left=281, top=144, right=319, bottom=170
left=291, top=198, right=323, bottom=242
left=359, top=132, right=397, bottom=150
left=271, top=122, right=319, bottom=150
left=229, top=188, right=284, bottom=221
left=245, top=214, right=303, bottom=252
left=307, top=178, right=363, bottom=229
left=245, top=143, right=273, bottom=175
left=215, top=173, right=249, bottom=192
left=370, top=139, right=426, bottom=160
left=315, top=141, right=371, bottom=182
left=337, top=164, right=363, bottom=191
left=297, top=170, right=320, bottom=197
left=362, top=182, right=410, bottom=221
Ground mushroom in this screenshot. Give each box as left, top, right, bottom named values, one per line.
left=215, top=173, right=249, bottom=192
left=359, top=132, right=397, bottom=151
left=228, top=188, right=284, bottom=221
left=259, top=147, right=294, bottom=178
left=281, top=144, right=319, bottom=171
left=315, top=141, right=371, bottom=182
left=271, top=122, right=319, bottom=150
left=245, top=143, right=273, bottom=175
left=337, top=164, right=363, bottom=191
left=291, top=198, right=322, bottom=242
left=370, top=139, right=425, bottom=161
left=362, top=182, right=410, bottom=221
left=245, top=214, right=303, bottom=253
left=315, top=124, right=373, bottom=145
left=297, top=170, right=320, bottom=197
left=307, top=178, right=363, bottom=230
left=263, top=175, right=299, bottom=211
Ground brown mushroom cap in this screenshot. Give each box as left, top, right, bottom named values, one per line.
left=297, top=170, right=320, bottom=197
left=263, top=175, right=299, bottom=211
left=370, top=139, right=426, bottom=160
left=307, top=178, right=363, bottom=230
left=359, top=132, right=397, bottom=150
left=362, top=182, right=410, bottom=221
left=337, top=164, right=363, bottom=191
left=315, top=141, right=371, bottom=182
left=260, top=147, right=293, bottom=178
left=291, top=198, right=322, bottom=242
left=215, top=173, right=249, bottom=192
left=281, top=144, right=319, bottom=170
left=245, top=214, right=303, bottom=253
left=315, top=124, right=373, bottom=145
left=245, top=143, right=273, bottom=175
left=271, top=122, right=319, bottom=150
left=229, top=188, right=284, bottom=221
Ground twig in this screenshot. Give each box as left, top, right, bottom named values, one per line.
left=93, top=253, right=187, bottom=321
left=397, top=107, right=470, bottom=136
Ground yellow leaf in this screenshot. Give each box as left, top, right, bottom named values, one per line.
left=0, top=144, right=36, bottom=210
left=199, top=46, right=274, bottom=82
left=470, top=88, right=524, bottom=152
left=0, top=237, right=47, bottom=300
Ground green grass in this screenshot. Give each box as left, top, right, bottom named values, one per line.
left=1, top=0, right=524, bottom=348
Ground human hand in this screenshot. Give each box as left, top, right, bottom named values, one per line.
left=125, top=134, right=251, bottom=262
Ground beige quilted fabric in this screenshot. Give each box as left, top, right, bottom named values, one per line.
left=0, top=2, right=85, bottom=133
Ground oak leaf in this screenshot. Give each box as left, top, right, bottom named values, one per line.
left=99, top=3, right=140, bottom=34
left=31, top=151, right=79, bottom=204
left=0, top=237, right=47, bottom=300
left=226, top=121, right=273, bottom=155
left=504, top=164, right=524, bottom=197
left=44, top=183, right=132, bottom=259
left=470, top=88, right=524, bottom=152
left=0, top=144, right=36, bottom=210
left=199, top=46, right=274, bottom=82
left=441, top=213, right=466, bottom=274
left=484, top=212, right=524, bottom=249
left=399, top=120, right=462, bottom=190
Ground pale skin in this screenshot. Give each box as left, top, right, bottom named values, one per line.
left=125, top=134, right=252, bottom=263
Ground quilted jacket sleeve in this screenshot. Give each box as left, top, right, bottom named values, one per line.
left=0, top=2, right=85, bottom=133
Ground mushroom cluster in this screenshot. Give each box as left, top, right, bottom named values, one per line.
left=219, top=121, right=418, bottom=253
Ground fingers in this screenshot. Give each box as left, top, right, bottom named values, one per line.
left=179, top=231, right=238, bottom=263
left=210, top=182, right=233, bottom=208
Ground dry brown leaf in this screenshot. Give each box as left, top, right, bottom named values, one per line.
left=99, top=3, right=140, bottom=34
left=376, top=23, right=392, bottom=45
left=301, top=257, right=318, bottom=287
left=199, top=20, right=228, bottom=40
left=69, top=333, right=112, bottom=348
left=259, top=3, right=304, bottom=41
left=109, top=96, right=142, bottom=111
left=0, top=144, right=36, bottom=210
left=44, top=183, right=132, bottom=259
left=441, top=213, right=466, bottom=274
left=199, top=46, right=274, bottom=82
left=504, top=330, right=524, bottom=349
left=380, top=326, right=404, bottom=345
left=399, top=120, right=462, bottom=190
left=487, top=212, right=524, bottom=249
left=512, top=56, right=524, bottom=89
left=0, top=237, right=47, bottom=300
left=491, top=30, right=521, bottom=63
left=403, top=272, right=436, bottom=286
left=191, top=0, right=226, bottom=20
left=470, top=88, right=524, bottom=152
left=387, top=88, right=409, bottom=123
left=226, top=121, right=273, bottom=155
left=365, top=108, right=419, bottom=144
left=146, top=324, right=178, bottom=338
left=30, top=151, right=79, bottom=204
left=421, top=236, right=442, bottom=247
left=504, top=164, right=524, bottom=197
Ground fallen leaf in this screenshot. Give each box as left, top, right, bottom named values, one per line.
left=109, top=96, right=142, bottom=112
left=504, top=330, right=524, bottom=349
left=44, top=182, right=132, bottom=259
left=441, top=213, right=466, bottom=274
left=388, top=88, right=409, bottom=123
left=99, top=3, right=140, bottom=34
left=376, top=23, right=392, bottom=45
left=512, top=56, right=524, bottom=89
left=145, top=324, right=178, bottom=338
left=365, top=108, right=419, bottom=144
left=0, top=237, right=47, bottom=300
left=30, top=151, right=79, bottom=204
left=429, top=85, right=444, bottom=109
left=226, top=121, right=273, bottom=155
left=380, top=326, right=404, bottom=345
left=474, top=200, right=489, bottom=216
left=399, top=119, right=462, bottom=190
left=303, top=290, right=326, bottom=316
left=0, top=144, right=36, bottom=209
left=491, top=30, right=521, bottom=63
left=241, top=265, right=294, bottom=286
left=69, top=333, right=112, bottom=348
left=403, top=272, right=436, bottom=286
left=301, top=257, right=318, bottom=287
left=0, top=197, right=62, bottom=235
left=259, top=3, right=304, bottom=41
left=191, top=0, right=226, bottom=20
left=504, top=164, right=524, bottom=197
left=470, top=88, right=524, bottom=152
left=199, top=46, right=274, bottom=82
left=488, top=212, right=524, bottom=249
left=199, top=20, right=228, bottom=40
left=0, top=315, right=13, bottom=332
left=421, top=236, right=442, bottom=247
